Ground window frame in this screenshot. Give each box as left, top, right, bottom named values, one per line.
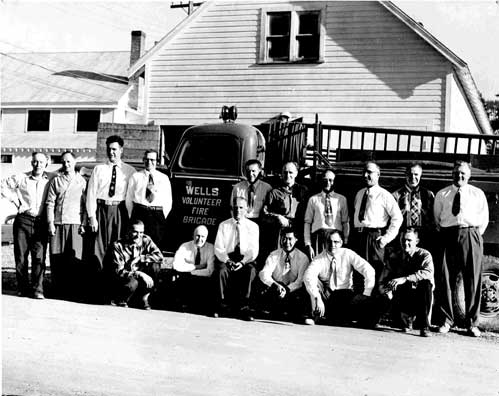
left=75, top=109, right=101, bottom=133
left=259, top=3, right=326, bottom=64
left=1, top=154, right=13, bottom=164
left=26, top=109, right=51, bottom=132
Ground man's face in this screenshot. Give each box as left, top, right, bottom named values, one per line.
left=143, top=152, right=157, bottom=172
left=363, top=163, right=379, bottom=187
left=129, top=223, right=145, bottom=245
left=452, top=164, right=471, bottom=187
left=406, top=166, right=422, bottom=188
left=107, top=142, right=123, bottom=164
left=233, top=199, right=248, bottom=221
left=327, top=233, right=343, bottom=255
left=31, top=153, right=48, bottom=176
left=281, top=232, right=297, bottom=252
left=61, top=154, right=76, bottom=173
left=403, top=232, right=419, bottom=255
left=246, top=163, right=261, bottom=183
left=282, top=164, right=298, bottom=186
left=323, top=171, right=335, bottom=192
left=194, top=228, right=208, bottom=248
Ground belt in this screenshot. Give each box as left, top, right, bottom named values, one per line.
left=134, top=203, right=163, bottom=211
left=443, top=225, right=478, bottom=230
left=97, top=198, right=124, bottom=206
left=19, top=212, right=41, bottom=219
left=355, top=227, right=385, bottom=233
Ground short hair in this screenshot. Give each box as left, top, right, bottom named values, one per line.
left=106, top=135, right=124, bottom=147
left=364, top=161, right=380, bottom=172
left=280, top=227, right=297, bottom=238
left=129, top=219, right=145, bottom=228
left=245, top=159, right=262, bottom=169
left=403, top=227, right=420, bottom=239
left=282, top=161, right=299, bottom=173
left=233, top=196, right=248, bottom=207
left=60, top=151, right=75, bottom=160
left=143, top=149, right=159, bottom=159
left=32, top=152, right=48, bottom=160
left=193, top=225, right=208, bottom=237
left=454, top=160, right=471, bottom=171
left=406, top=162, right=422, bottom=173
left=325, top=229, right=344, bottom=243
left=323, top=168, right=336, bottom=177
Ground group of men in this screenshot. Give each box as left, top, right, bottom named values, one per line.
left=1, top=134, right=489, bottom=338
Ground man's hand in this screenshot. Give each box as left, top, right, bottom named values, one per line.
left=78, top=225, right=86, bottom=235
left=136, top=271, right=154, bottom=288
left=276, top=283, right=287, bottom=298
left=306, top=245, right=315, bottom=260
left=232, top=262, right=243, bottom=272
left=387, top=277, right=407, bottom=290
left=89, top=217, right=98, bottom=233
left=376, top=235, right=387, bottom=248
left=48, top=222, right=56, bottom=236
left=312, top=297, right=325, bottom=317
left=276, top=214, right=290, bottom=227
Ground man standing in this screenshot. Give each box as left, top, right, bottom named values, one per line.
left=352, top=161, right=402, bottom=286
left=434, top=161, right=489, bottom=337
left=213, top=197, right=259, bottom=321
left=126, top=150, right=172, bottom=248
left=46, top=152, right=87, bottom=300
left=304, top=169, right=349, bottom=259
left=303, top=230, right=377, bottom=327
left=110, top=219, right=163, bottom=310
left=1, top=152, right=53, bottom=299
left=86, top=135, right=135, bottom=301
left=257, top=227, right=310, bottom=322
left=231, top=159, right=272, bottom=223
left=173, top=225, right=215, bottom=312
left=392, top=163, right=435, bottom=249
left=378, top=228, right=434, bottom=337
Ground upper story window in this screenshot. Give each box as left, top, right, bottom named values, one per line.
left=76, top=110, right=101, bottom=132
left=1, top=155, right=13, bottom=163
left=27, top=110, right=50, bottom=132
left=260, top=6, right=324, bottom=64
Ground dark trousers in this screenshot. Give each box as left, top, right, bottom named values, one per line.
left=113, top=261, right=160, bottom=305
left=131, top=204, right=166, bottom=249
left=391, top=280, right=433, bottom=329
left=255, top=281, right=310, bottom=319
left=13, top=213, right=48, bottom=294
left=351, top=229, right=386, bottom=293
left=214, top=260, right=257, bottom=310
left=436, top=227, right=483, bottom=327
left=174, top=273, right=211, bottom=312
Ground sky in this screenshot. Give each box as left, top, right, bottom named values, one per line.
left=1, top=0, right=498, bottom=99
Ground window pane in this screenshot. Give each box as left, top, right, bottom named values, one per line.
left=1, top=155, right=12, bottom=163
left=268, top=37, right=290, bottom=61
left=298, top=13, right=319, bottom=35
left=27, top=110, right=50, bottom=131
left=268, top=12, right=290, bottom=36
left=297, top=36, right=319, bottom=59
left=77, top=110, right=100, bottom=132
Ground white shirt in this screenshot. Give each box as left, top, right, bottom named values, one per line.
left=259, top=248, right=309, bottom=292
left=173, top=240, right=215, bottom=277
left=304, top=191, right=349, bottom=245
left=86, top=161, right=136, bottom=219
left=126, top=169, right=172, bottom=218
left=434, top=183, right=489, bottom=234
left=303, top=248, right=375, bottom=298
left=214, top=217, right=259, bottom=264
left=353, top=184, right=402, bottom=243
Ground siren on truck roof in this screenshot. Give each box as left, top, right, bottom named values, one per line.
left=220, top=105, right=238, bottom=123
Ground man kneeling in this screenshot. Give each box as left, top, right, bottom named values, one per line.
left=303, top=229, right=378, bottom=327
left=257, top=227, right=310, bottom=322
left=110, top=219, right=163, bottom=310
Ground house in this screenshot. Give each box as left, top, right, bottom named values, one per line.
left=0, top=32, right=147, bottom=176
left=128, top=0, right=492, bottom=150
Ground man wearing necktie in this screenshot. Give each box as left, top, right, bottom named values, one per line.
left=434, top=161, right=489, bottom=337
left=213, top=197, right=259, bottom=321
left=86, top=135, right=136, bottom=303
left=257, top=227, right=310, bottom=322
left=352, top=162, right=402, bottom=289
left=304, top=169, right=349, bottom=260
left=126, top=150, right=172, bottom=248
left=303, top=229, right=378, bottom=327
left=173, top=225, right=215, bottom=312
left=392, top=163, right=435, bottom=251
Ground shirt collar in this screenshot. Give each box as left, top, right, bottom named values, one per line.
left=107, top=160, right=123, bottom=168
left=28, top=171, right=49, bottom=180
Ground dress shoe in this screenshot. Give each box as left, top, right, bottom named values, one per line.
left=142, top=294, right=151, bottom=310
left=467, top=326, right=481, bottom=338
left=304, top=318, right=315, bottom=326
left=438, top=323, right=451, bottom=334
left=240, top=307, right=254, bottom=322
left=32, top=292, right=45, bottom=300
left=211, top=312, right=220, bottom=318
left=401, top=327, right=411, bottom=333
left=111, top=300, right=128, bottom=308
left=420, top=328, right=432, bottom=337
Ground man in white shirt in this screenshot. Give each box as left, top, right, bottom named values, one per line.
left=434, top=161, right=489, bottom=337
left=303, top=229, right=379, bottom=327
left=352, top=162, right=402, bottom=289
left=126, top=150, right=172, bottom=248
left=213, top=197, right=259, bottom=321
left=304, top=169, right=349, bottom=260
left=173, top=225, right=215, bottom=312
left=86, top=135, right=136, bottom=302
left=257, top=227, right=310, bottom=322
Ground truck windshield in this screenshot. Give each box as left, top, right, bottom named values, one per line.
left=176, top=134, right=240, bottom=175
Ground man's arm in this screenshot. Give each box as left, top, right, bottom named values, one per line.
left=142, top=237, right=164, bottom=263
left=86, top=166, right=99, bottom=230
left=241, top=222, right=259, bottom=264
left=303, top=198, right=314, bottom=247
left=349, top=250, right=375, bottom=296
left=287, top=254, right=309, bottom=292
left=162, top=174, right=173, bottom=219
left=406, top=251, right=434, bottom=284
left=433, top=191, right=443, bottom=231
left=173, top=244, right=196, bottom=273
left=214, top=223, right=229, bottom=263
left=259, top=253, right=279, bottom=287
left=340, top=195, right=350, bottom=243
left=381, top=192, right=403, bottom=245
left=125, top=174, right=136, bottom=218
left=45, top=178, right=57, bottom=234
left=192, top=245, right=215, bottom=277
left=477, top=189, right=489, bottom=235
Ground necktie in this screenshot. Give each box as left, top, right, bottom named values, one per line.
left=108, top=165, right=117, bottom=197
left=409, top=190, right=421, bottom=226
left=325, top=192, right=334, bottom=227
left=452, top=188, right=461, bottom=216
left=145, top=173, right=155, bottom=203
left=283, top=252, right=291, bottom=276
left=247, top=183, right=255, bottom=210
left=234, top=221, right=241, bottom=256
left=330, top=255, right=337, bottom=290
left=194, top=247, right=201, bottom=268
left=358, top=188, right=369, bottom=223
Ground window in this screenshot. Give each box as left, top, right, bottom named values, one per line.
left=27, top=110, right=50, bottom=132
left=1, top=155, right=12, bottom=163
left=260, top=6, right=324, bottom=63
left=76, top=110, right=101, bottom=132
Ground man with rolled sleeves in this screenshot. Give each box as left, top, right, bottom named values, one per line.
left=434, top=161, right=489, bottom=337
left=86, top=135, right=135, bottom=302
left=352, top=161, right=402, bottom=288
left=126, top=149, right=172, bottom=248
left=1, top=152, right=53, bottom=299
